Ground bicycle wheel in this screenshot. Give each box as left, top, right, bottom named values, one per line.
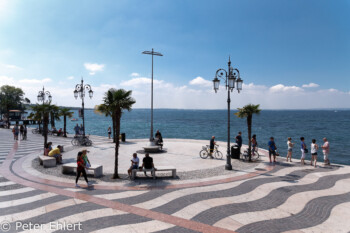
left=84, top=139, right=92, bottom=146
left=215, top=151, right=223, bottom=159
left=32, top=129, right=38, bottom=134
left=199, top=150, right=208, bottom=159
left=71, top=138, right=79, bottom=146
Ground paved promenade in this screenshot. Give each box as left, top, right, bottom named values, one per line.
left=1, top=128, right=350, bottom=233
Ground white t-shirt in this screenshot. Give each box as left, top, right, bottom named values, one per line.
left=287, top=141, right=293, bottom=149
left=132, top=157, right=139, bottom=166
left=311, top=143, right=318, bottom=154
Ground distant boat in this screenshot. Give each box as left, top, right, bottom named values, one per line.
left=71, top=118, right=78, bottom=121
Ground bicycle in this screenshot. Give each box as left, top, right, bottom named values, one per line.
left=241, top=147, right=260, bottom=161
left=199, top=145, right=223, bottom=159
left=71, top=136, right=92, bottom=146
left=32, top=128, right=41, bottom=134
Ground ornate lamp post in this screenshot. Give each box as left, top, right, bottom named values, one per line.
left=73, top=78, right=93, bottom=138
left=37, top=86, right=52, bottom=149
left=213, top=57, right=243, bottom=170
left=142, top=48, right=163, bottom=144
left=37, top=86, right=52, bottom=103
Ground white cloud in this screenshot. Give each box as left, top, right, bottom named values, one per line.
left=84, top=63, right=105, bottom=75
left=130, top=73, right=140, bottom=77
left=302, top=83, right=319, bottom=88
left=269, top=84, right=303, bottom=93
left=67, top=76, right=74, bottom=80
left=189, top=77, right=212, bottom=87
left=19, top=78, right=52, bottom=84
left=120, top=77, right=164, bottom=87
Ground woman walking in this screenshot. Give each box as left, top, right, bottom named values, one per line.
left=19, top=125, right=24, bottom=140
left=286, top=137, right=294, bottom=162
left=300, top=137, right=307, bottom=165
left=75, top=151, right=92, bottom=188
left=310, top=139, right=319, bottom=167
left=107, top=126, right=112, bottom=139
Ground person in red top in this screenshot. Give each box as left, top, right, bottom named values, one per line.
left=75, top=151, right=92, bottom=187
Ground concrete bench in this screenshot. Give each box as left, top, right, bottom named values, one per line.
left=61, top=162, right=103, bottom=178
left=143, top=146, right=161, bottom=153
left=131, top=166, right=176, bottom=180
left=38, top=155, right=56, bottom=168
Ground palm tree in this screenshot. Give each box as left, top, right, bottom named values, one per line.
left=49, top=105, right=60, bottom=128
left=96, top=88, right=135, bottom=179
left=59, top=107, right=74, bottom=137
left=29, top=103, right=51, bottom=152
left=235, top=104, right=261, bottom=161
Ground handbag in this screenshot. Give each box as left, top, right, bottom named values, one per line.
left=304, top=148, right=308, bottom=153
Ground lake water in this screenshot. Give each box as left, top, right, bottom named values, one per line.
left=53, top=109, right=349, bottom=165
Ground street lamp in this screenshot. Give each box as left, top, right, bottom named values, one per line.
left=37, top=86, right=52, bottom=103
left=142, top=48, right=163, bottom=144
left=213, top=57, right=243, bottom=170
left=74, top=77, right=93, bottom=138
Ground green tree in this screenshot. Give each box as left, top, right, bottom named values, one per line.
left=59, top=107, right=74, bottom=137
left=235, top=104, right=261, bottom=161
left=95, top=88, right=135, bottom=179
left=0, top=85, right=26, bottom=127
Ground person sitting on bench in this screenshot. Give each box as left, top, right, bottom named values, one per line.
left=155, top=130, right=163, bottom=149
left=127, top=153, right=139, bottom=177
left=48, top=145, right=63, bottom=164
left=140, top=153, right=156, bottom=177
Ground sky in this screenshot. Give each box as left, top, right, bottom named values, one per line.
left=0, top=0, right=349, bottom=109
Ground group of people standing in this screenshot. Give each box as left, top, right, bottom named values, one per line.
left=268, top=136, right=330, bottom=166
left=12, top=124, right=27, bottom=140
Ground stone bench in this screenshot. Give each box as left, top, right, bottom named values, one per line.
left=61, top=162, right=103, bottom=178
left=143, top=146, right=161, bottom=153
left=38, top=155, right=56, bottom=168
left=131, top=166, right=176, bottom=180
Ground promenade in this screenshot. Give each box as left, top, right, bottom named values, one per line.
left=1, top=128, right=350, bottom=233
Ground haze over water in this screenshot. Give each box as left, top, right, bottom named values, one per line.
left=54, top=109, right=350, bottom=165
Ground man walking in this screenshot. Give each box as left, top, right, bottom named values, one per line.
left=236, top=132, right=242, bottom=154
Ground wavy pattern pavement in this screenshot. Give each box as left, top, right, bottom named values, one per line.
left=1, top=128, right=350, bottom=233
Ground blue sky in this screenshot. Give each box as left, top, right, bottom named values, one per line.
left=0, top=0, right=349, bottom=109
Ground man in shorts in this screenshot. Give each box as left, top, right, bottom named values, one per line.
left=209, top=136, right=216, bottom=159
left=140, top=153, right=156, bottom=177
left=127, top=153, right=139, bottom=177
left=268, top=137, right=277, bottom=163
left=321, top=137, right=330, bottom=165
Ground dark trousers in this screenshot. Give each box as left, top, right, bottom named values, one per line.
left=76, top=169, right=88, bottom=183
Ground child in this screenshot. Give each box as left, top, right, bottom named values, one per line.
left=82, top=149, right=91, bottom=168
left=76, top=151, right=92, bottom=187
left=311, top=139, right=319, bottom=167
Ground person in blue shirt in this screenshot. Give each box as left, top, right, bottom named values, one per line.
left=235, top=132, right=242, bottom=154
left=268, top=137, right=277, bottom=163
left=74, top=124, right=80, bottom=137
left=300, top=137, right=307, bottom=165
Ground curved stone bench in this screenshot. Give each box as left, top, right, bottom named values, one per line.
left=38, top=155, right=56, bottom=168
left=143, top=146, right=161, bottom=153
left=61, top=162, right=103, bottom=178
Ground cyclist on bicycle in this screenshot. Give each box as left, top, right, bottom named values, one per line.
left=209, top=136, right=216, bottom=159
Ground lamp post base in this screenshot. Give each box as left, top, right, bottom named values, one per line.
left=225, top=163, right=232, bottom=170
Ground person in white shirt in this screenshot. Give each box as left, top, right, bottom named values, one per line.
left=127, top=153, right=139, bottom=177
left=310, top=139, right=319, bottom=167
left=286, top=137, right=294, bottom=162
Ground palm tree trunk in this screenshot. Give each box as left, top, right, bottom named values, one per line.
left=112, top=110, right=121, bottom=179
left=247, top=115, right=252, bottom=161
left=63, top=116, right=67, bottom=137
left=112, top=114, right=116, bottom=143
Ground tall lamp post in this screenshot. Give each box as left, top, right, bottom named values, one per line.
left=37, top=86, right=52, bottom=150
left=213, top=57, right=243, bottom=170
left=73, top=78, right=93, bottom=138
left=142, top=48, right=163, bottom=144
